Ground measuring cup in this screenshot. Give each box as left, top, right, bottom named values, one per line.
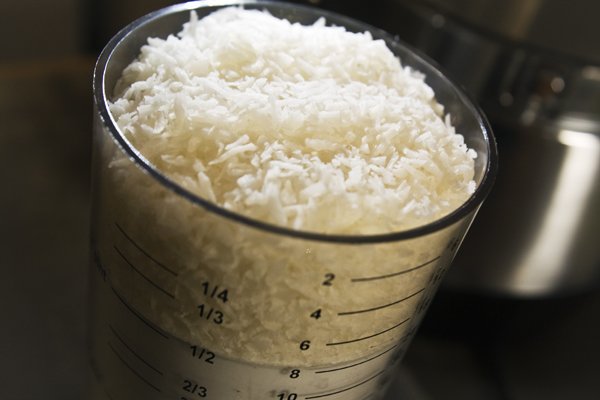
left=88, top=1, right=497, bottom=399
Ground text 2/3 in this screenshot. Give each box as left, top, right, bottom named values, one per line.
left=182, top=379, right=207, bottom=397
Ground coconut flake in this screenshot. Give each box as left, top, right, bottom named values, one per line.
left=110, top=7, right=477, bottom=234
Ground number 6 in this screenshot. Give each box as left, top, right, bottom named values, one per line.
left=299, top=340, right=311, bottom=350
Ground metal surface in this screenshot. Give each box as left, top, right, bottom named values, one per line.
left=450, top=120, right=600, bottom=295
left=366, top=0, right=600, bottom=296
left=418, top=0, right=600, bottom=65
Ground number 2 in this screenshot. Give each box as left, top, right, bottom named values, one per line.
left=322, top=273, right=335, bottom=286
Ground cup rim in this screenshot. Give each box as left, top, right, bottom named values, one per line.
left=93, top=0, right=498, bottom=244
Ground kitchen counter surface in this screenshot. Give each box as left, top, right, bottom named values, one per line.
left=1, top=57, right=599, bottom=400
left=0, top=58, right=92, bottom=399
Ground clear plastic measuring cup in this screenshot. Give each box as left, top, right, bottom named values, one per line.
left=88, top=1, right=498, bottom=399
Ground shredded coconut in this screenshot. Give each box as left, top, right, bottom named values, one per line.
left=109, top=7, right=476, bottom=234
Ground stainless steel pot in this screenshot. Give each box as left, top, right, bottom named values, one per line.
left=367, top=0, right=600, bottom=296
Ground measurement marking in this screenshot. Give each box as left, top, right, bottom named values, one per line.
left=351, top=256, right=440, bottom=282
left=111, top=287, right=169, bottom=340
left=115, top=222, right=179, bottom=277
left=399, top=333, right=411, bottom=344
left=315, top=344, right=397, bottom=374
left=114, top=245, right=175, bottom=299
left=326, top=318, right=410, bottom=346
left=305, top=369, right=386, bottom=399
left=107, top=341, right=161, bottom=393
left=108, top=324, right=164, bottom=376
left=338, top=288, right=425, bottom=316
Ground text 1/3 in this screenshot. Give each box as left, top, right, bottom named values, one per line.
left=197, top=304, right=224, bottom=324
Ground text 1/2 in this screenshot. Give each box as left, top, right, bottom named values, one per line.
left=190, top=345, right=215, bottom=364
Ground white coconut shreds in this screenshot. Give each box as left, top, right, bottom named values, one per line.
left=109, top=7, right=477, bottom=234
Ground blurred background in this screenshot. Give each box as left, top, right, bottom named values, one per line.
left=1, top=0, right=599, bottom=399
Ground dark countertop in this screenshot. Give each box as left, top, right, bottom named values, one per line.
left=1, top=57, right=599, bottom=400
left=0, top=58, right=93, bottom=399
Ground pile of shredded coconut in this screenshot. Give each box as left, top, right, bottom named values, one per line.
left=109, top=7, right=476, bottom=234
